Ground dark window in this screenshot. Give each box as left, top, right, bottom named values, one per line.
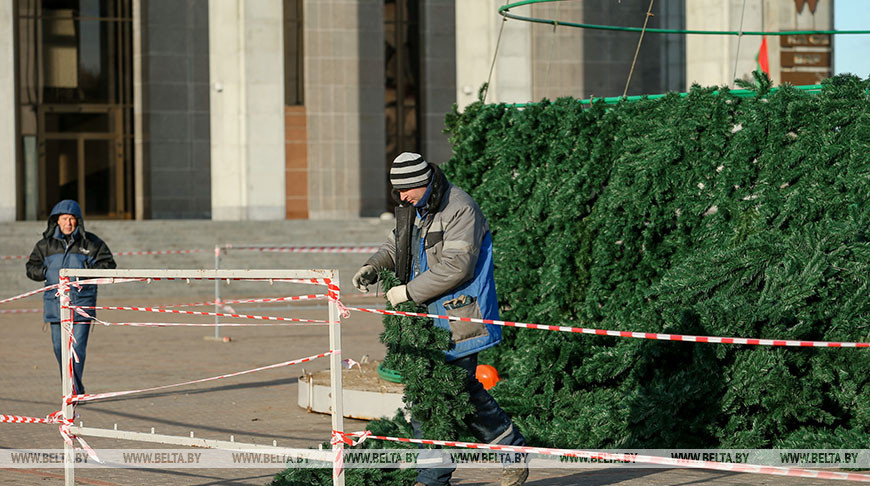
left=16, top=0, right=133, bottom=219
left=283, top=0, right=303, bottom=106
left=384, top=0, right=421, bottom=207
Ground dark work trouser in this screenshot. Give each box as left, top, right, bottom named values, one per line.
left=412, top=353, right=525, bottom=486
left=50, top=322, right=91, bottom=395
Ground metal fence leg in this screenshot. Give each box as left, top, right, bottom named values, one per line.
left=214, top=245, right=221, bottom=340
left=328, top=272, right=345, bottom=486
left=59, top=275, right=75, bottom=486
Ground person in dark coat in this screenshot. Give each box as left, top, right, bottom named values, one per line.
left=25, top=200, right=116, bottom=394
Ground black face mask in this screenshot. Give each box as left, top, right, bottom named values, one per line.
left=394, top=203, right=415, bottom=284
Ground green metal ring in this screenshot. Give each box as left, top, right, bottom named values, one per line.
left=499, top=0, right=870, bottom=36
left=507, top=84, right=825, bottom=108
left=377, top=362, right=403, bottom=383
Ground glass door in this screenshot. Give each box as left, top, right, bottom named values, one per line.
left=39, top=105, right=123, bottom=216
left=17, top=0, right=133, bottom=219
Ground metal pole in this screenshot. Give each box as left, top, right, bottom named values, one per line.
left=214, top=245, right=221, bottom=340
left=327, top=271, right=345, bottom=486
left=59, top=275, right=75, bottom=486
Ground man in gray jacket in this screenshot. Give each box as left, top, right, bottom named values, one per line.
left=353, top=152, right=527, bottom=486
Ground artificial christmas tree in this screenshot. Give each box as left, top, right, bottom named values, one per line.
left=443, top=73, right=869, bottom=449
left=275, top=73, right=868, bottom=483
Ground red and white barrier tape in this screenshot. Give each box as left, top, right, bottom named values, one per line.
left=0, top=282, right=67, bottom=305
left=0, top=410, right=100, bottom=462
left=55, top=278, right=101, bottom=460
left=6, top=283, right=867, bottom=348
left=330, top=432, right=345, bottom=479
left=344, top=307, right=870, bottom=348
left=330, top=430, right=373, bottom=479
left=58, top=422, right=101, bottom=463
left=331, top=429, right=374, bottom=477
left=66, top=350, right=334, bottom=405
left=70, top=277, right=329, bottom=286
left=336, top=431, right=870, bottom=482
left=70, top=277, right=144, bottom=286
left=84, top=318, right=327, bottom=328
left=150, top=299, right=234, bottom=313
left=113, top=249, right=208, bottom=257
left=76, top=305, right=329, bottom=324
left=82, top=277, right=330, bottom=285
left=60, top=288, right=91, bottom=461
left=0, top=255, right=27, bottom=261
left=2, top=249, right=209, bottom=260
left=6, top=349, right=338, bottom=460
left=325, top=279, right=342, bottom=308
left=0, top=412, right=70, bottom=425
left=224, top=245, right=379, bottom=254
left=3, top=298, right=335, bottom=318
left=96, top=321, right=325, bottom=328
left=3, top=244, right=380, bottom=261
left=146, top=294, right=327, bottom=309
left=59, top=278, right=82, bottom=370
left=2, top=278, right=332, bottom=310
left=0, top=279, right=146, bottom=306
left=154, top=300, right=228, bottom=309
left=219, top=294, right=328, bottom=305
left=0, top=308, right=42, bottom=314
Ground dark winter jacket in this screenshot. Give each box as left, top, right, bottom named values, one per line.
left=367, top=165, right=502, bottom=360
left=25, top=200, right=116, bottom=322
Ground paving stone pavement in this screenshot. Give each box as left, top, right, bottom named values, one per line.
left=0, top=282, right=857, bottom=485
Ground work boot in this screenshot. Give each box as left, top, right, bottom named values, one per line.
left=501, top=463, right=529, bottom=486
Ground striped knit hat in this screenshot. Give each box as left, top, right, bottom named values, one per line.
left=390, top=152, right=432, bottom=190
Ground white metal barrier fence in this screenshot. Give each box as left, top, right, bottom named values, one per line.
left=57, top=269, right=346, bottom=486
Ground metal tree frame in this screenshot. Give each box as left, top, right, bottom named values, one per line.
left=57, top=269, right=346, bottom=486
left=498, top=0, right=870, bottom=36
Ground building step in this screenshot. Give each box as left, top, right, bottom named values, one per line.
left=0, top=219, right=394, bottom=305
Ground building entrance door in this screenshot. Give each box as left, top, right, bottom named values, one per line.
left=40, top=105, right=127, bottom=217
left=16, top=0, right=133, bottom=220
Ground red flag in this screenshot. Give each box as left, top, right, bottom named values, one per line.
left=756, top=36, right=770, bottom=75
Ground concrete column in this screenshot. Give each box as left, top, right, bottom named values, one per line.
left=495, top=3, right=532, bottom=104
left=0, top=2, right=16, bottom=221
left=133, top=0, right=148, bottom=220
left=456, top=0, right=532, bottom=110
left=305, top=0, right=385, bottom=219
left=420, top=0, right=456, bottom=166
left=530, top=2, right=584, bottom=101
left=686, top=0, right=732, bottom=88
left=686, top=0, right=772, bottom=89
left=455, top=0, right=501, bottom=110
left=209, top=0, right=285, bottom=220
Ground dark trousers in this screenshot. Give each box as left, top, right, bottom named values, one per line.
left=50, top=322, right=91, bottom=394
left=413, top=353, right=525, bottom=486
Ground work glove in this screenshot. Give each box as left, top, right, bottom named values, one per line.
left=387, top=285, right=410, bottom=307
left=352, top=265, right=378, bottom=292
